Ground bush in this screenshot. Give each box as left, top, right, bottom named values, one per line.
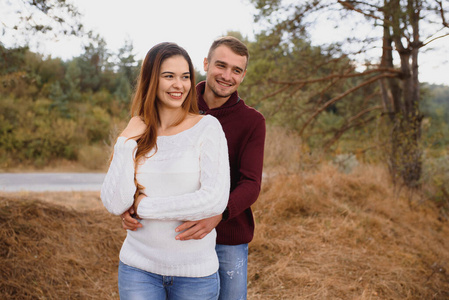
left=0, top=96, right=113, bottom=168
left=78, top=143, right=110, bottom=171
left=421, top=154, right=449, bottom=216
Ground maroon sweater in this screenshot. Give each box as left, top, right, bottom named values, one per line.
left=196, top=81, right=266, bottom=245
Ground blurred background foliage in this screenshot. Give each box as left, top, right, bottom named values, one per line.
left=0, top=0, right=448, bottom=208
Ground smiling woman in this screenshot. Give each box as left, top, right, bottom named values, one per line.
left=100, top=42, right=230, bottom=300
left=156, top=55, right=192, bottom=114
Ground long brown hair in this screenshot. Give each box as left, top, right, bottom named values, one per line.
left=130, top=42, right=198, bottom=194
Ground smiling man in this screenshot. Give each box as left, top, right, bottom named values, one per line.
left=122, top=36, right=266, bottom=299
left=189, top=36, right=266, bottom=300
left=201, top=39, right=248, bottom=107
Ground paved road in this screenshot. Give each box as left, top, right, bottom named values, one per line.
left=0, top=173, right=106, bottom=192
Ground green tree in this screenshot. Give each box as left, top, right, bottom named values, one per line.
left=116, top=38, right=139, bottom=86
left=48, top=81, right=69, bottom=116
left=23, top=51, right=65, bottom=98
left=114, top=75, right=132, bottom=104
left=77, top=33, right=110, bottom=93
left=0, top=45, right=28, bottom=75
left=112, top=39, right=139, bottom=103
left=64, top=60, right=82, bottom=102
left=0, top=46, right=41, bottom=99
left=0, top=45, right=29, bottom=97
left=0, top=45, right=67, bottom=99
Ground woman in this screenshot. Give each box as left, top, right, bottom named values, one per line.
left=101, top=42, right=230, bottom=299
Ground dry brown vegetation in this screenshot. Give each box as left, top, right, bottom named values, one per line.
left=0, top=192, right=123, bottom=299
left=1, top=126, right=448, bottom=299
left=248, top=164, right=449, bottom=299
left=1, top=166, right=448, bottom=299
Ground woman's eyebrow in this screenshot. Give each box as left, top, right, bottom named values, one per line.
left=160, top=71, right=190, bottom=75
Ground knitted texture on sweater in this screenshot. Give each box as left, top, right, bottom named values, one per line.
left=196, top=81, right=266, bottom=245
left=101, top=115, right=230, bottom=277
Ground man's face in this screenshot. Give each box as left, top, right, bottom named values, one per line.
left=203, top=45, right=247, bottom=99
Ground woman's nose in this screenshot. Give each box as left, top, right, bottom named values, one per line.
left=173, top=78, right=183, bottom=88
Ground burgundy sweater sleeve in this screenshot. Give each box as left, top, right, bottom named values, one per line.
left=224, top=114, right=266, bottom=221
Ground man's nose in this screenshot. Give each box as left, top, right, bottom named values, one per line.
left=222, top=68, right=232, bottom=81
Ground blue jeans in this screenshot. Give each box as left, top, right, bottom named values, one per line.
left=118, top=261, right=220, bottom=300
left=216, top=244, right=248, bottom=300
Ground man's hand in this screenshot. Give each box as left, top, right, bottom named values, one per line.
left=121, top=207, right=142, bottom=231
left=175, top=214, right=222, bottom=241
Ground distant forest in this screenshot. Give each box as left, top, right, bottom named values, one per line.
left=0, top=42, right=448, bottom=171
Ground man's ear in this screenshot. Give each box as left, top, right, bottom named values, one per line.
left=203, top=58, right=208, bottom=72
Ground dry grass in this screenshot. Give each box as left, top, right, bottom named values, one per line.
left=0, top=192, right=124, bottom=299
left=248, top=164, right=449, bottom=299
left=0, top=165, right=448, bottom=299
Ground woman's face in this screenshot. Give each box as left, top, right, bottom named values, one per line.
left=156, top=55, right=191, bottom=110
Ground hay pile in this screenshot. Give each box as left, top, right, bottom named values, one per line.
left=0, top=164, right=448, bottom=299
left=0, top=194, right=124, bottom=299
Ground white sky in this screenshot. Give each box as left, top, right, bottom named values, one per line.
left=1, top=0, right=448, bottom=85
left=15, top=0, right=259, bottom=74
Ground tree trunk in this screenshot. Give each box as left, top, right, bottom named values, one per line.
left=381, top=0, right=423, bottom=188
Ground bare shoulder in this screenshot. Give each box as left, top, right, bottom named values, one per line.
left=187, top=113, right=204, bottom=122
left=184, top=113, right=204, bottom=128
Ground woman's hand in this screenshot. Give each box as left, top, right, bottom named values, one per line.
left=120, top=116, right=147, bottom=140
left=120, top=207, right=142, bottom=231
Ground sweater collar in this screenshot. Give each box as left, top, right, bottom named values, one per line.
left=196, top=81, right=240, bottom=112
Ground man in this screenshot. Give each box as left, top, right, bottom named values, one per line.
left=122, top=36, right=265, bottom=299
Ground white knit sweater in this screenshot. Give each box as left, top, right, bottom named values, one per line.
left=101, top=115, right=230, bottom=277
